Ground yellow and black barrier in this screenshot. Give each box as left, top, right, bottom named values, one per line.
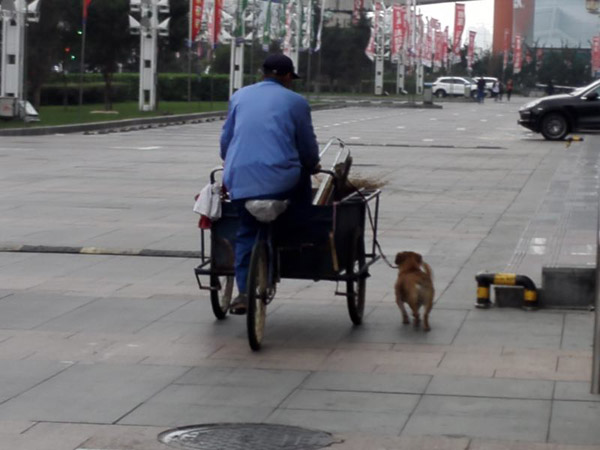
left=475, top=272, right=538, bottom=310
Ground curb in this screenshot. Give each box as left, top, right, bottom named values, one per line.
left=0, top=244, right=200, bottom=259
left=0, top=100, right=435, bottom=136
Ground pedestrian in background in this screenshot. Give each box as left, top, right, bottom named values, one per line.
left=546, top=80, right=555, bottom=96
left=492, top=81, right=500, bottom=101
left=476, top=77, right=486, bottom=104
left=506, top=79, right=513, bottom=101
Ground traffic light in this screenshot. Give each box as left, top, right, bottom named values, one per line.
left=77, top=29, right=82, bottom=35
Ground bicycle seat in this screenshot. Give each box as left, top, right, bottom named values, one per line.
left=245, top=199, right=289, bottom=223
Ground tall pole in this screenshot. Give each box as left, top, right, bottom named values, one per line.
left=374, top=2, right=383, bottom=95
left=187, top=0, right=192, bottom=101
left=229, top=0, right=245, bottom=97
left=78, top=19, right=87, bottom=109
left=593, top=195, right=600, bottom=394
left=139, top=0, right=159, bottom=111
left=1, top=0, right=25, bottom=102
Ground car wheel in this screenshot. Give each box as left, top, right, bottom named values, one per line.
left=434, top=89, right=446, bottom=98
left=541, top=113, right=569, bottom=141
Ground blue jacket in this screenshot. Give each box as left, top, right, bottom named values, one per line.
left=220, top=79, right=320, bottom=200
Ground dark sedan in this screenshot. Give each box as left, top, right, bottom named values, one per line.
left=518, top=79, right=600, bottom=140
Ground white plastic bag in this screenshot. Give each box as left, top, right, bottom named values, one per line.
left=193, top=182, right=222, bottom=220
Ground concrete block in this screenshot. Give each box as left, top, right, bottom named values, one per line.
left=494, top=286, right=524, bottom=308
left=542, top=266, right=595, bottom=309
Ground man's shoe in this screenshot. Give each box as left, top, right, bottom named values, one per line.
left=229, top=294, right=248, bottom=315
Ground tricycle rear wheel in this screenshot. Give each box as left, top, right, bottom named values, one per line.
left=346, top=232, right=366, bottom=325
left=247, top=242, right=268, bottom=351
left=210, top=274, right=234, bottom=320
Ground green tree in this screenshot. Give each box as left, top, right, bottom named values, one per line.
left=84, top=0, right=135, bottom=109
left=27, top=0, right=76, bottom=108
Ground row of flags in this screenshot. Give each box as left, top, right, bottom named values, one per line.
left=364, top=3, right=476, bottom=72
left=503, top=29, right=543, bottom=75
left=190, top=0, right=325, bottom=54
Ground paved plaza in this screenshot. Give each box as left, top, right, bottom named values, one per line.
left=0, top=98, right=599, bottom=449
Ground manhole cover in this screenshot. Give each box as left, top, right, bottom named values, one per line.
left=158, top=423, right=338, bottom=450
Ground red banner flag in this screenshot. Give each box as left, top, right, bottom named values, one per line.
left=83, top=0, right=92, bottom=22
left=365, top=2, right=382, bottom=61
left=467, top=30, right=476, bottom=72
left=513, top=34, right=523, bottom=74
left=442, top=26, right=449, bottom=68
left=434, top=30, right=443, bottom=69
left=592, top=36, right=600, bottom=77
left=453, top=3, right=465, bottom=62
left=352, top=0, right=363, bottom=25
left=503, top=27, right=510, bottom=71
left=536, top=48, right=543, bottom=71
left=208, top=0, right=222, bottom=48
left=391, top=5, right=405, bottom=61
left=191, top=0, right=204, bottom=42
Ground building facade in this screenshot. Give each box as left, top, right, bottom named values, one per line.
left=494, top=0, right=600, bottom=52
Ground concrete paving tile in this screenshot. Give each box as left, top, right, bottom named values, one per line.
left=352, top=305, right=468, bottom=344
left=549, top=401, right=600, bottom=445
left=0, top=420, right=35, bottom=435
left=468, top=438, right=600, bottom=450
left=0, top=363, right=188, bottom=423
left=0, top=292, right=97, bottom=330
left=118, top=383, right=279, bottom=426
left=0, top=330, right=115, bottom=362
left=435, top=353, right=497, bottom=377
left=323, top=348, right=443, bottom=373
left=453, top=309, right=564, bottom=349
left=301, top=371, right=430, bottom=394
left=78, top=424, right=172, bottom=450
left=554, top=382, right=600, bottom=402
left=0, top=423, right=98, bottom=450
left=175, top=366, right=310, bottom=389
left=556, top=355, right=593, bottom=381
left=37, top=297, right=190, bottom=334
left=280, top=388, right=420, bottom=414
left=266, top=409, right=409, bottom=435
left=562, top=313, right=595, bottom=351
left=0, top=360, right=73, bottom=402
left=329, top=434, right=470, bottom=450
left=209, top=343, right=332, bottom=365
left=426, top=375, right=554, bottom=400
left=402, top=395, right=551, bottom=442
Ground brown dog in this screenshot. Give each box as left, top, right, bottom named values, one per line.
left=394, top=251, right=434, bottom=331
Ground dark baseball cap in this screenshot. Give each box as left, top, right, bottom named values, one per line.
left=262, top=54, right=300, bottom=79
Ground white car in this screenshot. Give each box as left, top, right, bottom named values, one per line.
left=431, top=77, right=477, bottom=97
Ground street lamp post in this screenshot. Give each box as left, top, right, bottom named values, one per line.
left=586, top=0, right=600, bottom=395
left=129, top=0, right=170, bottom=112
left=1, top=0, right=40, bottom=119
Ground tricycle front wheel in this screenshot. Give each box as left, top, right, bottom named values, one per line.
left=346, top=233, right=366, bottom=325
left=247, top=242, right=268, bottom=351
left=210, top=274, right=234, bottom=320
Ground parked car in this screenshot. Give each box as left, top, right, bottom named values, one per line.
left=518, top=79, right=600, bottom=140
left=431, top=77, right=477, bottom=98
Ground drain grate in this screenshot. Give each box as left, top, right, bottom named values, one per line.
left=158, top=423, right=338, bottom=450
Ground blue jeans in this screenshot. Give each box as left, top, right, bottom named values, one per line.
left=233, top=171, right=312, bottom=294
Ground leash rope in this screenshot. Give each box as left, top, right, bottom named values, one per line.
left=345, top=178, right=398, bottom=270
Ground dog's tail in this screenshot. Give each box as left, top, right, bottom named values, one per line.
left=422, top=262, right=433, bottom=281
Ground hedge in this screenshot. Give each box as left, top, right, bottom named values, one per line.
left=39, top=73, right=231, bottom=105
